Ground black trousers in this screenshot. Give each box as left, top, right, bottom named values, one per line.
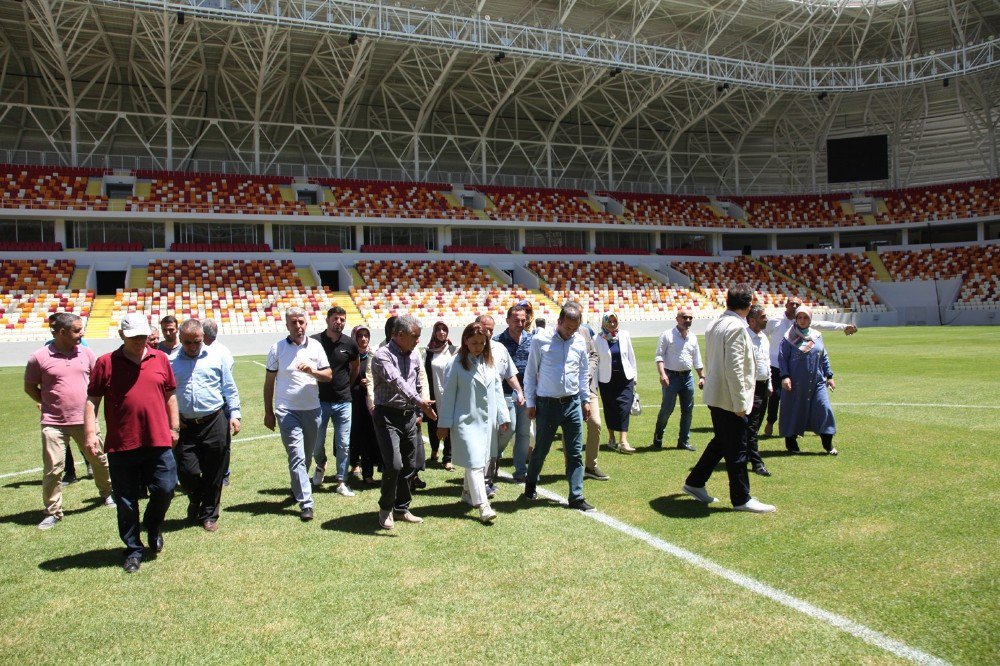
left=766, top=366, right=781, bottom=425
left=686, top=406, right=751, bottom=506
left=373, top=406, right=417, bottom=512
left=746, top=380, right=769, bottom=467
left=176, top=411, right=230, bottom=523
left=108, top=447, right=176, bottom=559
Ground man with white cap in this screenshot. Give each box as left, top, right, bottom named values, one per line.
left=84, top=313, right=180, bottom=573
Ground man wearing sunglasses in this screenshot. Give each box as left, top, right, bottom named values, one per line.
left=652, top=307, right=706, bottom=452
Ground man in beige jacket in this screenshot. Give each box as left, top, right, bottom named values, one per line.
left=682, top=283, right=776, bottom=513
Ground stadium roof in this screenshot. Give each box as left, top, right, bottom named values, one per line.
left=0, top=0, right=997, bottom=193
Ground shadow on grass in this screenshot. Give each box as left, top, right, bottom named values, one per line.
left=226, top=497, right=297, bottom=517
left=256, top=487, right=295, bottom=497
left=758, top=449, right=828, bottom=458
left=4, top=479, right=42, bottom=489
left=0, top=496, right=108, bottom=526
left=38, top=548, right=122, bottom=571
left=649, top=494, right=728, bottom=519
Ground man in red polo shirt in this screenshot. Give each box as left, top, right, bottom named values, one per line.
left=85, top=312, right=180, bottom=573
left=25, top=312, right=114, bottom=530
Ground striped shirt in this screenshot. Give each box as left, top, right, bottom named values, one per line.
left=372, top=340, right=423, bottom=410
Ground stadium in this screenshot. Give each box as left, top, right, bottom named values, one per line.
left=0, top=0, right=997, bottom=663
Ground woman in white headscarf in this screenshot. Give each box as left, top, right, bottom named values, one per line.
left=778, top=306, right=839, bottom=455
left=594, top=312, right=638, bottom=453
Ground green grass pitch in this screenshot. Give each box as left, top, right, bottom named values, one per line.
left=0, top=326, right=997, bottom=664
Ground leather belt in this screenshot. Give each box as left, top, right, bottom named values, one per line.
left=180, top=409, right=222, bottom=425
left=537, top=395, right=577, bottom=405
left=666, top=369, right=691, bottom=375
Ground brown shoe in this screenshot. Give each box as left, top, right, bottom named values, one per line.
left=443, top=462, right=455, bottom=471
left=393, top=510, right=423, bottom=524
left=378, top=510, right=394, bottom=530
left=202, top=520, right=218, bottom=533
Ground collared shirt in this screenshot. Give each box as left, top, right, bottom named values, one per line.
left=495, top=328, right=534, bottom=378
left=313, top=331, right=360, bottom=403
left=170, top=346, right=241, bottom=420
left=523, top=327, right=589, bottom=408
left=654, top=327, right=704, bottom=372
left=747, top=327, right=772, bottom=387
left=88, top=347, right=176, bottom=453
left=372, top=340, right=423, bottom=410
left=490, top=340, right=517, bottom=396
left=765, top=315, right=848, bottom=367
left=208, top=340, right=234, bottom=372
left=266, top=336, right=330, bottom=411
left=25, top=344, right=97, bottom=425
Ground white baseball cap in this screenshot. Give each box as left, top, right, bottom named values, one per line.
left=119, top=312, right=152, bottom=337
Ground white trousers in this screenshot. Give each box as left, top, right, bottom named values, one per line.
left=463, top=467, right=488, bottom=507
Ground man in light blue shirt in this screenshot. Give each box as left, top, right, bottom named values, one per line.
left=522, top=301, right=594, bottom=512
left=171, top=319, right=241, bottom=532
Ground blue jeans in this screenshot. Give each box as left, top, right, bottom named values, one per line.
left=315, top=401, right=353, bottom=481
left=276, top=407, right=321, bottom=509
left=107, top=447, right=177, bottom=559
left=498, top=396, right=530, bottom=478
left=654, top=372, right=695, bottom=447
left=526, top=396, right=585, bottom=503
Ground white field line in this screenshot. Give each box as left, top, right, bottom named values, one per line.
left=642, top=402, right=998, bottom=410
left=517, top=476, right=950, bottom=666
left=0, top=433, right=281, bottom=480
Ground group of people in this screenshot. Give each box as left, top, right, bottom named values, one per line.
left=23, top=289, right=855, bottom=572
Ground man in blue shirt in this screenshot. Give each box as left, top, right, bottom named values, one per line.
left=493, top=304, right=533, bottom=482
left=171, top=319, right=241, bottom=532
left=522, top=301, right=594, bottom=512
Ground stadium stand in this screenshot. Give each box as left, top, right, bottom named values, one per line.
left=872, top=179, right=1000, bottom=225
left=1, top=164, right=109, bottom=211
left=314, top=179, right=476, bottom=219
left=600, top=191, right=733, bottom=228
left=170, top=243, right=271, bottom=253
left=527, top=260, right=703, bottom=320
left=293, top=245, right=342, bottom=253
left=109, top=259, right=341, bottom=336
left=359, top=244, right=427, bottom=254
left=721, top=194, right=865, bottom=228
left=522, top=246, right=588, bottom=255
left=756, top=253, right=887, bottom=312
left=441, top=245, right=510, bottom=254
left=880, top=245, right=999, bottom=307
left=88, top=242, right=144, bottom=252
left=471, top=185, right=621, bottom=224
left=0, top=241, right=63, bottom=251
left=126, top=171, right=307, bottom=215
left=0, top=259, right=92, bottom=341
left=670, top=256, right=829, bottom=310
left=350, top=259, right=554, bottom=325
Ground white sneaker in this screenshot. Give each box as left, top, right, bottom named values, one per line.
left=682, top=484, right=718, bottom=504
left=828, top=448, right=839, bottom=456
left=103, top=495, right=116, bottom=507
left=478, top=504, right=497, bottom=523
left=334, top=483, right=355, bottom=497
left=38, top=515, right=61, bottom=530
left=733, top=497, right=776, bottom=513
left=460, top=491, right=472, bottom=505
left=311, top=467, right=324, bottom=487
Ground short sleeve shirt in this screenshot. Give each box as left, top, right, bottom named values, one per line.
left=88, top=347, right=177, bottom=453
left=266, top=337, right=330, bottom=411
left=25, top=344, right=97, bottom=425
left=312, top=332, right=360, bottom=403
left=490, top=340, right=517, bottom=395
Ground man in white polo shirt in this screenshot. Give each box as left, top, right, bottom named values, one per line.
left=263, top=308, right=332, bottom=521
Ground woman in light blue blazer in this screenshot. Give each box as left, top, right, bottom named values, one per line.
left=437, top=323, right=510, bottom=523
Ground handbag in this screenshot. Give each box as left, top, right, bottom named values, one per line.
left=630, top=390, right=642, bottom=416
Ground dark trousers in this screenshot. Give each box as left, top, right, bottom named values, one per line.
left=527, top=396, right=585, bottom=503
left=426, top=416, right=451, bottom=464
left=108, top=447, right=177, bottom=559
left=786, top=434, right=835, bottom=453
left=373, top=406, right=417, bottom=512
left=176, top=411, right=230, bottom=523
left=766, top=366, right=781, bottom=425
left=746, top=380, right=769, bottom=467
left=685, top=406, right=751, bottom=506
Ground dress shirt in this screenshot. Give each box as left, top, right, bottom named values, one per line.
left=654, top=327, right=704, bottom=372
left=209, top=340, right=234, bottom=371
left=372, top=340, right=423, bottom=410
left=747, top=327, right=772, bottom=389
left=523, top=327, right=589, bottom=408
left=765, top=315, right=848, bottom=367
left=171, top=346, right=241, bottom=419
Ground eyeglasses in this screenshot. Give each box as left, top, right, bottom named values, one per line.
left=679, top=315, right=693, bottom=321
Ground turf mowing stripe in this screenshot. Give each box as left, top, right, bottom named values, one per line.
left=522, top=479, right=950, bottom=666
left=0, top=433, right=281, bottom=480
left=641, top=402, right=996, bottom=410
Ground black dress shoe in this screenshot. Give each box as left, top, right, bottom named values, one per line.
left=522, top=484, right=537, bottom=501
left=300, top=507, right=314, bottom=522
left=753, top=465, right=772, bottom=477
left=411, top=475, right=427, bottom=490
left=123, top=555, right=141, bottom=573
left=186, top=500, right=199, bottom=524
left=651, top=442, right=663, bottom=450
left=677, top=443, right=696, bottom=452
left=568, top=498, right=596, bottom=513
left=149, top=532, right=164, bottom=554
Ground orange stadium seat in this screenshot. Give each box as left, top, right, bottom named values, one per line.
left=471, top=185, right=621, bottom=225
left=350, top=260, right=554, bottom=327
left=126, top=170, right=307, bottom=215
left=880, top=245, right=998, bottom=308
left=0, top=164, right=109, bottom=212
left=720, top=194, right=864, bottom=229
left=757, top=254, right=886, bottom=312
left=871, top=179, right=1000, bottom=225
left=599, top=191, right=735, bottom=228
left=0, top=259, right=92, bottom=341
left=670, top=256, right=832, bottom=312
left=527, top=260, right=701, bottom=321
left=314, top=179, right=476, bottom=220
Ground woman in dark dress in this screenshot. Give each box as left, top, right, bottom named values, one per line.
left=348, top=324, right=380, bottom=484
left=594, top=313, right=639, bottom=453
left=422, top=321, right=457, bottom=469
